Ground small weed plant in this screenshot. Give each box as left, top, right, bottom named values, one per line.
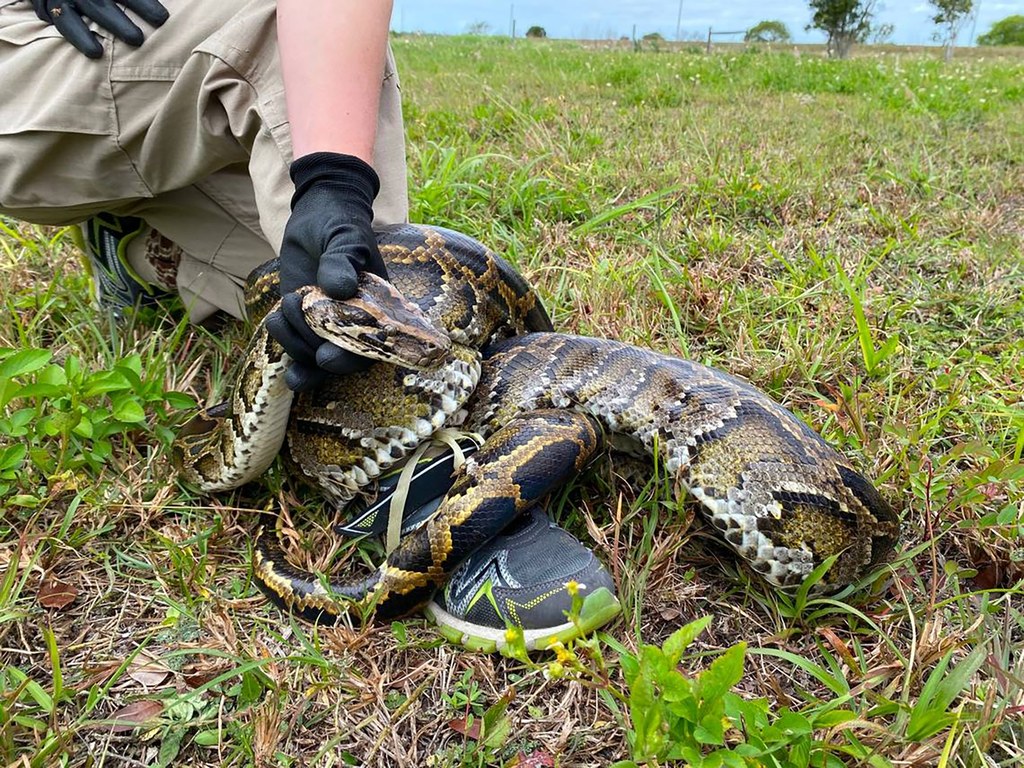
left=0, top=346, right=193, bottom=506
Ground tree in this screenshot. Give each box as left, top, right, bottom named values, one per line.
left=806, top=0, right=877, bottom=59
left=929, top=0, right=974, bottom=61
left=525, top=25, right=547, bottom=38
left=977, top=15, right=1024, bottom=46
left=745, top=20, right=792, bottom=43
left=465, top=21, right=491, bottom=36
left=870, top=22, right=894, bottom=44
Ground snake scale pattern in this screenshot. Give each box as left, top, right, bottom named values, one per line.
left=173, top=224, right=899, bottom=622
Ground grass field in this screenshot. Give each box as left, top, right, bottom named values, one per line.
left=2, top=36, right=1023, bottom=767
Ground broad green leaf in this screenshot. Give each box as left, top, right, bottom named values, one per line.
left=83, top=370, right=130, bottom=397
left=91, top=439, right=113, bottom=461
left=37, top=364, right=68, bottom=387
left=46, top=410, right=81, bottom=434
left=0, top=444, right=26, bottom=471
left=906, top=709, right=953, bottom=742
left=163, top=391, right=197, bottom=410
left=158, top=728, right=185, bottom=767
left=716, top=751, right=750, bottom=768
left=813, top=709, right=859, bottom=728
left=238, top=670, right=264, bottom=708
left=660, top=665, right=692, bottom=699
left=663, top=615, right=712, bottom=665
left=482, top=709, right=512, bottom=750
left=666, top=686, right=698, bottom=721
left=628, top=668, right=664, bottom=759
left=6, top=383, right=65, bottom=400
left=63, top=356, right=82, bottom=383
left=193, top=729, right=222, bottom=747
left=695, top=708, right=726, bottom=745
left=164, top=697, right=196, bottom=721
left=0, top=378, right=19, bottom=409
left=112, top=397, right=146, bottom=423
left=390, top=621, right=408, bottom=645
left=774, top=709, right=813, bottom=736
left=788, top=736, right=812, bottom=768
left=996, top=504, right=1018, bottom=525
left=619, top=651, right=639, bottom=684
left=72, top=417, right=95, bottom=439
left=724, top=692, right=769, bottom=732
left=119, top=354, right=143, bottom=376
left=114, top=364, right=144, bottom=393
left=0, top=348, right=51, bottom=379
left=698, top=642, right=746, bottom=704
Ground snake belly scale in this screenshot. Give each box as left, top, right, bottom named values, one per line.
left=172, top=224, right=899, bottom=622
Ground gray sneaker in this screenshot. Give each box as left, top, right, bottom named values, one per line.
left=424, top=507, right=621, bottom=653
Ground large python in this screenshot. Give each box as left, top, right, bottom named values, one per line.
left=173, top=224, right=898, bottom=622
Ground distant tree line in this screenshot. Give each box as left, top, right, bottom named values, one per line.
left=511, top=2, right=1023, bottom=55
left=745, top=20, right=791, bottom=44
left=744, top=0, right=1020, bottom=59
left=977, top=15, right=1024, bottom=46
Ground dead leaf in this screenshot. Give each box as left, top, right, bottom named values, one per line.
left=449, top=717, right=481, bottom=740
left=510, top=750, right=556, bottom=768
left=104, top=700, right=164, bottom=733
left=658, top=605, right=681, bottom=621
left=0, top=543, right=43, bottom=573
left=183, top=661, right=231, bottom=689
left=977, top=482, right=1003, bottom=502
left=128, top=654, right=171, bottom=688
left=38, top=575, right=77, bottom=609
left=972, top=564, right=1001, bottom=591
left=79, top=661, right=123, bottom=690
left=818, top=627, right=857, bottom=672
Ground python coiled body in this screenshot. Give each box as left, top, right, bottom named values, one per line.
left=173, top=224, right=898, bottom=622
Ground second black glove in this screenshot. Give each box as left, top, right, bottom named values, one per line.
left=33, top=0, right=169, bottom=58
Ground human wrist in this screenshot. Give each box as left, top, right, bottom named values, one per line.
left=289, top=152, right=380, bottom=206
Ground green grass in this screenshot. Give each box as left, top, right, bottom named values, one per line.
left=2, top=37, right=1023, bottom=767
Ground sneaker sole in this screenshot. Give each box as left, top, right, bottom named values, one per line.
left=424, top=587, right=621, bottom=654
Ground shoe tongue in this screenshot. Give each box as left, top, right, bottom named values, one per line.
left=501, top=506, right=547, bottom=538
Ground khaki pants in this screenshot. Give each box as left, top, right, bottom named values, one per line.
left=0, top=0, right=408, bottom=321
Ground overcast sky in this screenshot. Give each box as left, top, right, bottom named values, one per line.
left=392, top=1, right=1023, bottom=46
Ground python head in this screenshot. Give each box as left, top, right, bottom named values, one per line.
left=300, top=272, right=453, bottom=370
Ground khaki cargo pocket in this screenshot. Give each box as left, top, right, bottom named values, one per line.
left=0, top=7, right=150, bottom=216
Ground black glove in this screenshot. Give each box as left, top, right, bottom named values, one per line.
left=265, top=152, right=388, bottom=393
left=33, top=0, right=169, bottom=59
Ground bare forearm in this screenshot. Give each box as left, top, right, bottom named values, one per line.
left=277, top=0, right=394, bottom=163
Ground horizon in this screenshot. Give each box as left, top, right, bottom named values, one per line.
left=391, top=1, right=1024, bottom=47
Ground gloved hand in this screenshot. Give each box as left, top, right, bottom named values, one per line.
left=32, top=0, right=169, bottom=59
left=265, top=152, right=388, bottom=393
